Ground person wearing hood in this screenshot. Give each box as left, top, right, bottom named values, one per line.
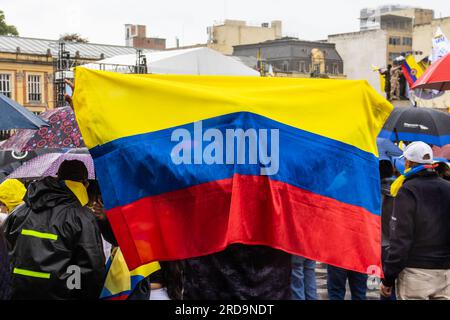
left=0, top=179, right=25, bottom=300
left=3, top=160, right=105, bottom=300
left=0, top=179, right=26, bottom=225
left=0, top=226, right=11, bottom=300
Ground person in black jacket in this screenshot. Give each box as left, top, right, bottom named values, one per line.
left=0, top=228, right=11, bottom=300
left=181, top=244, right=292, bottom=300
left=381, top=142, right=450, bottom=300
left=379, top=160, right=396, bottom=300
left=3, top=160, right=105, bottom=300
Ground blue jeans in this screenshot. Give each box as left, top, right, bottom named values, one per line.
left=327, top=265, right=368, bottom=300
left=291, top=256, right=317, bottom=300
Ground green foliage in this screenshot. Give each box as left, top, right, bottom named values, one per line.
left=0, top=10, right=19, bottom=36
left=59, top=33, right=88, bottom=43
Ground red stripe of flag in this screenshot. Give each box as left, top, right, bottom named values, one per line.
left=106, top=174, right=381, bottom=274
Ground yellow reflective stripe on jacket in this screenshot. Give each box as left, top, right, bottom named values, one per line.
left=13, top=268, right=51, bottom=279
left=21, top=229, right=58, bottom=241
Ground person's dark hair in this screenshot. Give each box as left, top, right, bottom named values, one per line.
left=57, top=160, right=88, bottom=182
left=87, top=179, right=102, bottom=204
left=435, top=162, right=450, bottom=181
left=379, top=160, right=394, bottom=180
left=160, top=261, right=184, bottom=300
left=387, top=64, right=392, bottom=69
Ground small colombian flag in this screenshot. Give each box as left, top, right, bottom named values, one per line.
left=402, top=55, right=424, bottom=86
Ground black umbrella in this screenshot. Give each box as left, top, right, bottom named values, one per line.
left=0, top=94, right=48, bottom=130
left=379, top=107, right=450, bottom=147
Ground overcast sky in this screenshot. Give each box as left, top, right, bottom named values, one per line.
left=2, top=0, right=449, bottom=47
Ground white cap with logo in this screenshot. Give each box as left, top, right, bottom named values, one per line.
left=401, top=141, right=434, bottom=164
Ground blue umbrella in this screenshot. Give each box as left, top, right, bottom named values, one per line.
left=0, top=94, right=48, bottom=130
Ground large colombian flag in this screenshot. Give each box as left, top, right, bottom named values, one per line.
left=73, top=67, right=393, bottom=274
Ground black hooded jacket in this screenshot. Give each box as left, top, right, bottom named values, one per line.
left=383, top=170, right=450, bottom=287
left=3, top=177, right=105, bottom=300
left=0, top=230, right=11, bottom=300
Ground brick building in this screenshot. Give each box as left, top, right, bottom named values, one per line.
left=125, top=24, right=166, bottom=50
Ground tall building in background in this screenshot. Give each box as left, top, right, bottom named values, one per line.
left=360, top=5, right=409, bottom=30
left=207, top=20, right=282, bottom=55
left=413, top=17, right=450, bottom=61
left=360, top=5, right=434, bottom=30
left=125, top=24, right=166, bottom=50
left=328, top=6, right=435, bottom=94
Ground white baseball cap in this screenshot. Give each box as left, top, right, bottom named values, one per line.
left=401, top=141, right=434, bottom=164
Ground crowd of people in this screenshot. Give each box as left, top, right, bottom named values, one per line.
left=0, top=141, right=449, bottom=300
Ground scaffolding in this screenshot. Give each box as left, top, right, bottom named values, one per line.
left=53, top=42, right=77, bottom=108
left=135, top=49, right=147, bottom=74
left=53, top=44, right=149, bottom=107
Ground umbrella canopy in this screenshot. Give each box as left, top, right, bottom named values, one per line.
left=376, top=138, right=402, bottom=162
left=0, top=106, right=85, bottom=152
left=379, top=107, right=450, bottom=147
left=7, top=149, right=94, bottom=180
left=433, top=144, right=450, bottom=160
left=0, top=94, right=48, bottom=130
left=411, top=53, right=450, bottom=91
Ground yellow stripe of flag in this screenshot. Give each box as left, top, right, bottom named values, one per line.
left=73, top=67, right=393, bottom=156
left=405, top=55, right=424, bottom=80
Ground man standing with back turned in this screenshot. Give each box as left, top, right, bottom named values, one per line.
left=3, top=160, right=105, bottom=299
left=381, top=142, right=450, bottom=300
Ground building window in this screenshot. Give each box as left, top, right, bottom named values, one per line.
left=313, top=64, right=320, bottom=73
left=283, top=62, right=289, bottom=72
left=27, top=75, right=42, bottom=103
left=389, top=52, right=402, bottom=61
left=402, top=37, right=412, bottom=46
left=333, top=63, right=339, bottom=75
left=0, top=74, right=12, bottom=98
left=389, top=37, right=401, bottom=46
left=299, top=61, right=306, bottom=73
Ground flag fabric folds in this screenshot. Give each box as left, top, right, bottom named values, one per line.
left=73, top=67, right=393, bottom=274
left=402, top=55, right=424, bottom=86
left=101, top=247, right=160, bottom=300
